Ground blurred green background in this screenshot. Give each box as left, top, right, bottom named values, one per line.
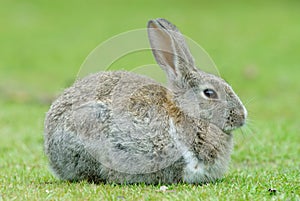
left=1, top=0, right=299, bottom=120
left=0, top=0, right=299, bottom=200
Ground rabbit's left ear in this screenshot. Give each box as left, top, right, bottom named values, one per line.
left=147, top=18, right=196, bottom=80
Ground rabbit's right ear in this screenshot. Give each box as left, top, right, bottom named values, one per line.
left=147, top=18, right=196, bottom=80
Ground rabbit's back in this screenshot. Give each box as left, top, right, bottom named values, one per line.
left=44, top=71, right=186, bottom=183
left=45, top=71, right=157, bottom=133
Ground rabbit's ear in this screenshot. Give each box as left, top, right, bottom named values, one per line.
left=147, top=18, right=196, bottom=79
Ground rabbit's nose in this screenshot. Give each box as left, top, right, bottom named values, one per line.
left=238, top=118, right=246, bottom=127
left=239, top=106, right=247, bottom=126
left=238, top=111, right=247, bottom=127
left=228, top=108, right=247, bottom=128
left=242, top=105, right=248, bottom=120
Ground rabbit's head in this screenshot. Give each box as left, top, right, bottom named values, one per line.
left=148, top=18, right=247, bottom=133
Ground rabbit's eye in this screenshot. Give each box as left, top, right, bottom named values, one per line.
left=203, top=89, right=218, bottom=99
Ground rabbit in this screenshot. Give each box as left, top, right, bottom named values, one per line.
left=44, top=18, right=247, bottom=184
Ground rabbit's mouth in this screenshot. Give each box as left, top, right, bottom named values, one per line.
left=223, top=129, right=232, bottom=135
left=223, top=127, right=235, bottom=135
left=223, top=120, right=246, bottom=134
left=223, top=128, right=236, bottom=135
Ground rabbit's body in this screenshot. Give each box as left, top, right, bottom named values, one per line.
left=44, top=19, right=246, bottom=184
left=45, top=71, right=233, bottom=184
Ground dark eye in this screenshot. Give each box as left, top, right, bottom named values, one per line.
left=203, top=89, right=218, bottom=99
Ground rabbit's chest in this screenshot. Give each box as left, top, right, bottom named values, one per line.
left=181, top=150, right=207, bottom=183
left=168, top=119, right=226, bottom=183
left=168, top=119, right=207, bottom=183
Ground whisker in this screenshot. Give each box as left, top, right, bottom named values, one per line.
left=244, top=96, right=257, bottom=106
left=234, top=118, right=260, bottom=149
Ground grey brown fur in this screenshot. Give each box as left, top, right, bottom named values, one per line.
left=44, top=18, right=247, bottom=184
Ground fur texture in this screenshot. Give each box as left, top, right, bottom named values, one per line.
left=44, top=18, right=247, bottom=184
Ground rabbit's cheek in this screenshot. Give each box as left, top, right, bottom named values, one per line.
left=198, top=110, right=213, bottom=120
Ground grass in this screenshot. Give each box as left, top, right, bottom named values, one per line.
left=0, top=0, right=299, bottom=200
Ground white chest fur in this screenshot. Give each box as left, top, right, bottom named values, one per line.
left=181, top=149, right=208, bottom=183
left=168, top=119, right=231, bottom=183
left=168, top=119, right=208, bottom=183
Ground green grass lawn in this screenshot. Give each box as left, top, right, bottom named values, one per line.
left=0, top=0, right=299, bottom=200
